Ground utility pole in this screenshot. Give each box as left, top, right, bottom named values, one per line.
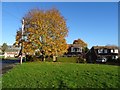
left=20, top=18, right=24, bottom=64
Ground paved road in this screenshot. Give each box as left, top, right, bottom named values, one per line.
left=0, top=60, right=20, bottom=76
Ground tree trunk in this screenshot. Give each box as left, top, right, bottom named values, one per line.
left=24, top=54, right=26, bottom=62
left=53, top=56, right=56, bottom=62
left=20, top=55, right=22, bottom=64
left=43, top=56, right=45, bottom=62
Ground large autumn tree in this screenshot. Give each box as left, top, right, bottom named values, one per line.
left=14, top=8, right=68, bottom=61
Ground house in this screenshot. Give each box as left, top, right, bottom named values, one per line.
left=4, top=45, right=21, bottom=58
left=4, top=51, right=19, bottom=58
left=86, top=46, right=119, bottom=63
left=66, top=44, right=83, bottom=56
left=65, top=39, right=87, bottom=57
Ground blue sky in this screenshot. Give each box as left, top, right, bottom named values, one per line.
left=2, top=2, right=118, bottom=48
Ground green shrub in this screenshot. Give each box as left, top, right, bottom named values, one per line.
left=107, top=57, right=120, bottom=63
left=57, top=57, right=77, bottom=63
left=76, top=57, right=86, bottom=63
left=107, top=58, right=114, bottom=63
left=115, top=57, right=120, bottom=64
left=26, top=55, right=41, bottom=62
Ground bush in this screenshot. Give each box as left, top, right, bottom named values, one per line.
left=57, top=57, right=77, bottom=63
left=105, top=57, right=120, bottom=65
left=26, top=55, right=32, bottom=61
left=26, top=55, right=54, bottom=62
left=107, top=57, right=114, bottom=63
left=26, top=55, right=41, bottom=62
left=107, top=57, right=119, bottom=63
left=116, top=57, right=120, bottom=63
left=76, top=57, right=86, bottom=63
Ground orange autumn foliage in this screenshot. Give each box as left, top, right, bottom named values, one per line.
left=14, top=8, right=68, bottom=57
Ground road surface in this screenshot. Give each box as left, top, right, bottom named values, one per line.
left=0, top=59, right=20, bottom=76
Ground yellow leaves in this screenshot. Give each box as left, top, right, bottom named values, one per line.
left=73, top=39, right=87, bottom=48
left=14, top=7, right=68, bottom=56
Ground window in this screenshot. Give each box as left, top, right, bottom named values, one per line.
left=104, top=49, right=107, bottom=53
left=111, top=49, right=113, bottom=53
left=79, top=47, right=82, bottom=52
left=115, top=49, right=118, bottom=53
left=111, top=49, right=118, bottom=53
left=98, top=49, right=103, bottom=53
left=74, top=48, right=78, bottom=52
left=71, top=47, right=74, bottom=52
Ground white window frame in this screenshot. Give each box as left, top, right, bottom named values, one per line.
left=111, top=49, right=118, bottom=53
left=80, top=47, right=82, bottom=52
left=98, top=49, right=103, bottom=53
left=111, top=49, right=113, bottom=53
left=114, top=49, right=118, bottom=53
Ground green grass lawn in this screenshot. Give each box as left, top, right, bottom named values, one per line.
left=2, top=62, right=119, bottom=88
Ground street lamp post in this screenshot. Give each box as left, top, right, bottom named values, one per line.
left=20, top=18, right=24, bottom=64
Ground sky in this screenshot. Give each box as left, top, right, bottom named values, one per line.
left=2, top=2, right=118, bottom=48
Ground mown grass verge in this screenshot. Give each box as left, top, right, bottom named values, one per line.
left=2, top=62, right=119, bottom=88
